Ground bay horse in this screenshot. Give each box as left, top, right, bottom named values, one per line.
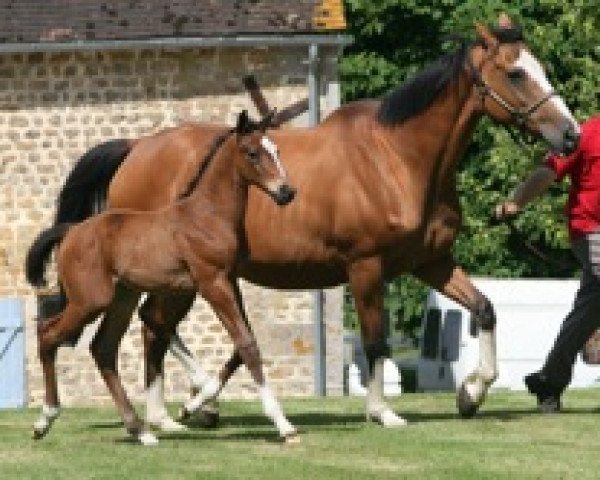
left=27, top=14, right=580, bottom=432
left=26, top=111, right=298, bottom=445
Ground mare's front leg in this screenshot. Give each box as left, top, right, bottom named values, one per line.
left=183, top=271, right=298, bottom=443
left=414, top=256, right=498, bottom=417
left=348, top=257, right=407, bottom=427
left=34, top=304, right=95, bottom=439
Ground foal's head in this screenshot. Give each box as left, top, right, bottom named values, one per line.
left=471, top=13, right=579, bottom=154
left=233, top=110, right=296, bottom=206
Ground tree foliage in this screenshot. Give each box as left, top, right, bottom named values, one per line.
left=340, top=1, right=600, bottom=338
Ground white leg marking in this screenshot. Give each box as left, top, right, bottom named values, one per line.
left=169, top=334, right=209, bottom=389
left=259, top=385, right=297, bottom=439
left=33, top=403, right=61, bottom=438
left=183, top=377, right=220, bottom=414
left=366, top=357, right=407, bottom=427
left=145, top=378, right=187, bottom=432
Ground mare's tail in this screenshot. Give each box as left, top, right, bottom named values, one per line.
left=25, top=224, right=72, bottom=287
left=25, top=139, right=132, bottom=288
left=55, top=138, right=133, bottom=223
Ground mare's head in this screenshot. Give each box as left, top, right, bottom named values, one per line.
left=471, top=13, right=579, bottom=154
left=234, top=110, right=296, bottom=206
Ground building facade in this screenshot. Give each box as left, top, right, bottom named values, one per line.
left=0, top=1, right=349, bottom=406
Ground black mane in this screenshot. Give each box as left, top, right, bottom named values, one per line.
left=179, top=128, right=235, bottom=199
left=377, top=26, right=524, bottom=126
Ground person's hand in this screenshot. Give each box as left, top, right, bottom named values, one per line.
left=494, top=200, right=520, bottom=222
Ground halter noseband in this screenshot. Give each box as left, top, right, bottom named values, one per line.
left=468, top=51, right=556, bottom=127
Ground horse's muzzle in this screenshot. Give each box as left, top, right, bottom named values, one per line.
left=273, top=184, right=296, bottom=206
left=562, top=123, right=580, bottom=155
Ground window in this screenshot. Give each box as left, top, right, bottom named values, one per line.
left=442, top=310, right=462, bottom=362
left=422, top=308, right=441, bottom=360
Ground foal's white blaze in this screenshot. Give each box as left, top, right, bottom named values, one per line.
left=514, top=49, right=580, bottom=134
left=260, top=136, right=286, bottom=177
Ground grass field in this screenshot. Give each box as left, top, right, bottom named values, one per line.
left=2, top=390, right=600, bottom=479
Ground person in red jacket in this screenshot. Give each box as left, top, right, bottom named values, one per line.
left=496, top=116, right=600, bottom=413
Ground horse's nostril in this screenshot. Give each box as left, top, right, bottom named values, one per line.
left=276, top=184, right=296, bottom=205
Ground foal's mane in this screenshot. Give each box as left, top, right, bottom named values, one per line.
left=377, top=26, right=524, bottom=126
left=179, top=113, right=271, bottom=199
left=179, top=128, right=235, bottom=199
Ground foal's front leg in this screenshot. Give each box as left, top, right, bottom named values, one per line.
left=183, top=273, right=298, bottom=443
left=414, top=256, right=498, bottom=417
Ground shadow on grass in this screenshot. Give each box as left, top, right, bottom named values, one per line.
left=86, top=406, right=600, bottom=441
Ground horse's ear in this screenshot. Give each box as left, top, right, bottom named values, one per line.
left=498, top=12, right=513, bottom=28
left=236, top=110, right=250, bottom=135
left=475, top=22, right=499, bottom=50
left=260, top=108, right=277, bottom=130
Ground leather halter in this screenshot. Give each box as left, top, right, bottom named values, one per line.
left=468, top=50, right=556, bottom=127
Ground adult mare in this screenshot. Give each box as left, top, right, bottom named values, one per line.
left=27, top=14, right=580, bottom=432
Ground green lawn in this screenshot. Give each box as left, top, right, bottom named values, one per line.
left=1, top=390, right=600, bottom=479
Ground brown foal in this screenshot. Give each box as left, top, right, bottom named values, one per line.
left=26, top=111, right=297, bottom=445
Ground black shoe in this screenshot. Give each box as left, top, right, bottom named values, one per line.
left=524, top=373, right=562, bottom=413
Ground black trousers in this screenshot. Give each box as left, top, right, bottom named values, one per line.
left=540, top=230, right=600, bottom=391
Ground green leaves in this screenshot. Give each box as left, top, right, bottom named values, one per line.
left=341, top=1, right=597, bottom=337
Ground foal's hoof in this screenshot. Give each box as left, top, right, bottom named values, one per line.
left=137, top=431, right=159, bottom=446
left=457, top=383, right=480, bottom=418
left=32, top=427, right=49, bottom=440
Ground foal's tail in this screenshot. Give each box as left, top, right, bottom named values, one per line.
left=55, top=139, right=133, bottom=224
left=25, top=224, right=72, bottom=287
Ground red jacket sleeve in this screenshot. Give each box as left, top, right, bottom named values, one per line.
left=544, top=148, right=581, bottom=181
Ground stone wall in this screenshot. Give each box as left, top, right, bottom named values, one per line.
left=0, top=45, right=344, bottom=406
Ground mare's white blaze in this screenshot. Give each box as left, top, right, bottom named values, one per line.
left=260, top=136, right=286, bottom=177
left=514, top=49, right=579, bottom=133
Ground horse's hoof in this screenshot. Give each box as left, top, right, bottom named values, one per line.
left=138, top=431, right=159, bottom=446
left=147, top=416, right=188, bottom=432
left=367, top=408, right=408, bottom=428
left=32, top=427, right=48, bottom=440
left=177, top=406, right=192, bottom=422
left=457, top=383, right=480, bottom=418
left=197, top=410, right=219, bottom=429
left=282, top=432, right=301, bottom=445
left=177, top=407, right=219, bottom=429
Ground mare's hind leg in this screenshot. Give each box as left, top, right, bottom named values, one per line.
left=176, top=280, right=255, bottom=424
left=414, top=256, right=498, bottom=418
left=139, top=292, right=203, bottom=431
left=182, top=273, right=297, bottom=442
left=348, top=257, right=407, bottom=427
left=88, top=284, right=158, bottom=444
left=34, top=305, right=98, bottom=439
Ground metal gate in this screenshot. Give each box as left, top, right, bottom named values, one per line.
left=0, top=298, right=26, bottom=408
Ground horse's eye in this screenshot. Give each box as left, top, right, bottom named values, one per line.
left=507, top=68, right=526, bottom=83
left=247, top=150, right=260, bottom=163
